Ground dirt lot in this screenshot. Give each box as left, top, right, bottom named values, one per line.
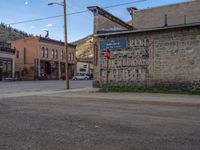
left=0, top=93, right=200, bottom=150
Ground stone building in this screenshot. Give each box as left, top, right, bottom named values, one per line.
left=11, top=36, right=76, bottom=80
left=129, top=0, right=200, bottom=29
left=88, top=0, right=200, bottom=89
left=0, top=42, right=16, bottom=81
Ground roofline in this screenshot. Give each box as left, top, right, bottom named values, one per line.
left=138, top=0, right=194, bottom=12
left=38, top=36, right=76, bottom=48
left=88, top=6, right=133, bottom=30
left=95, top=22, right=200, bottom=37
left=10, top=36, right=36, bottom=43
left=11, top=36, right=76, bottom=48
left=38, top=36, right=65, bottom=46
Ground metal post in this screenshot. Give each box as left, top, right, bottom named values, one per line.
left=106, top=58, right=109, bottom=92
left=64, top=0, right=69, bottom=89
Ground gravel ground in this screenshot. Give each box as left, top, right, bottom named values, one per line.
left=0, top=80, right=92, bottom=95
left=0, top=95, right=200, bottom=150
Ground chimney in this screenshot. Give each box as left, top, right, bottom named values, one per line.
left=127, top=7, right=137, bottom=27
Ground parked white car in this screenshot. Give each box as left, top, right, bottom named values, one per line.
left=72, top=74, right=90, bottom=80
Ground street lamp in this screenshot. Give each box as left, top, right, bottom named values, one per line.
left=48, top=2, right=64, bottom=6
left=48, top=0, right=69, bottom=89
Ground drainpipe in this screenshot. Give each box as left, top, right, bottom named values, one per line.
left=164, top=14, right=168, bottom=27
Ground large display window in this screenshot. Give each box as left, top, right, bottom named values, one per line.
left=0, top=59, right=13, bottom=81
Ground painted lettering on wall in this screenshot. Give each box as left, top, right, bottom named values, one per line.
left=99, top=38, right=150, bottom=83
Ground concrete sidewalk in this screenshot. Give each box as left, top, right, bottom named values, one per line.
left=0, top=87, right=94, bottom=99
left=1, top=85, right=200, bottom=105
left=0, top=80, right=93, bottom=99
left=46, top=89, right=200, bottom=106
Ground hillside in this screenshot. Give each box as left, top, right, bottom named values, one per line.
left=0, top=22, right=31, bottom=43
left=73, top=20, right=132, bottom=59
left=73, top=35, right=93, bottom=59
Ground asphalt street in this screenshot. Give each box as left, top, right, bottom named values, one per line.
left=0, top=93, right=200, bottom=150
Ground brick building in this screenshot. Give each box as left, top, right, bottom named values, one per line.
left=11, top=36, right=76, bottom=80
left=0, top=42, right=16, bottom=81
left=88, top=0, right=200, bottom=89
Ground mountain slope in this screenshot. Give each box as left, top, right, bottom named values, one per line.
left=73, top=35, right=93, bottom=59
left=0, top=22, right=31, bottom=43
left=73, top=20, right=132, bottom=59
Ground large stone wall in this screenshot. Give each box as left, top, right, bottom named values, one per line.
left=94, top=25, right=200, bottom=89
left=152, top=27, right=200, bottom=88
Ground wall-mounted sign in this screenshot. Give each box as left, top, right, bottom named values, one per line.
left=100, top=38, right=127, bottom=51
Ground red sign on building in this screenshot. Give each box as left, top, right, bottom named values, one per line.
left=106, top=49, right=111, bottom=60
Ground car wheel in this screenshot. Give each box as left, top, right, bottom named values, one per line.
left=84, top=77, right=88, bottom=80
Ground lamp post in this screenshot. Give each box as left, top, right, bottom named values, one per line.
left=48, top=0, right=69, bottom=89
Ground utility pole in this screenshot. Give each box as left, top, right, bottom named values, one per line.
left=63, top=0, right=69, bottom=89
left=48, top=1, right=69, bottom=89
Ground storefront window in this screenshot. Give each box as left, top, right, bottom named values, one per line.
left=7, top=62, right=12, bottom=73
left=3, top=61, right=7, bottom=72
left=0, top=59, right=13, bottom=80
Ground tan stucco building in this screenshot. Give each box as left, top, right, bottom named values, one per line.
left=11, top=36, right=76, bottom=80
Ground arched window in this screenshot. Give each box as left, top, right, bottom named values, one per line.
left=61, top=50, right=63, bottom=60
left=41, top=47, right=45, bottom=58
left=72, top=53, right=74, bottom=61
left=45, top=48, right=48, bottom=58
left=52, top=49, right=54, bottom=59
left=55, top=49, right=58, bottom=59
left=69, top=53, right=71, bottom=61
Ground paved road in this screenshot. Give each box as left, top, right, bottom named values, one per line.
left=0, top=93, right=200, bottom=150
left=0, top=80, right=92, bottom=95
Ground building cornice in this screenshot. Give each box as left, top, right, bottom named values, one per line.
left=95, top=22, right=200, bottom=37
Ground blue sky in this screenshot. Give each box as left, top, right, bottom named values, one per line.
left=0, top=0, right=188, bottom=42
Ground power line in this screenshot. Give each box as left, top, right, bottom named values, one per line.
left=8, top=15, right=63, bottom=26
left=103, top=0, right=146, bottom=9
left=7, top=0, right=147, bottom=25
